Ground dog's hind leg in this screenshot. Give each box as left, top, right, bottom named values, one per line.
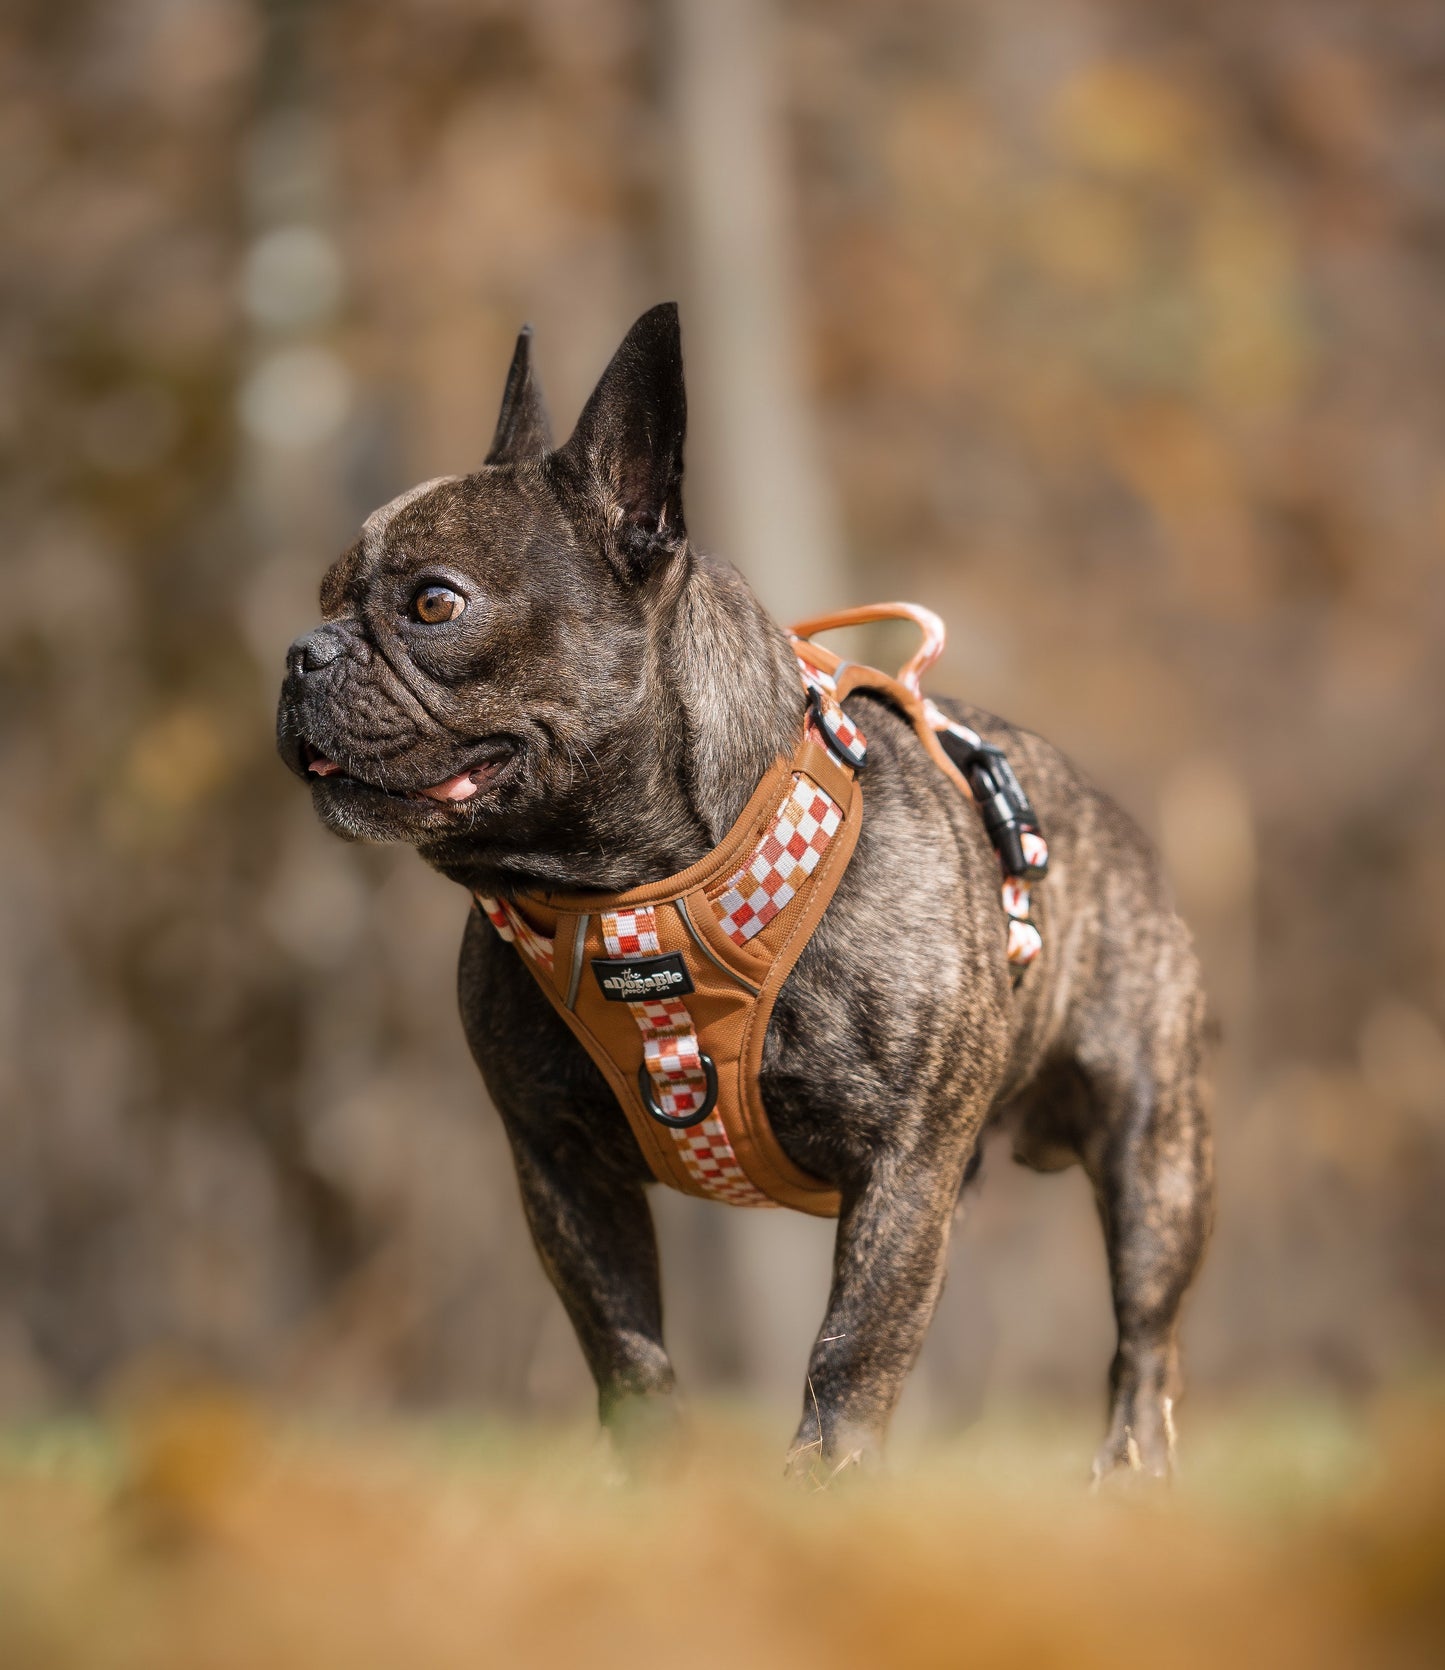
left=1076, top=950, right=1214, bottom=1482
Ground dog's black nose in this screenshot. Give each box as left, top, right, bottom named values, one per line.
left=289, top=627, right=342, bottom=676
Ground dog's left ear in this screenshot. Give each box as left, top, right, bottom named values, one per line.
left=485, top=326, right=553, bottom=464
left=553, top=302, right=687, bottom=580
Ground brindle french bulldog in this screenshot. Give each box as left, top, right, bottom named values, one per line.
left=276, top=305, right=1213, bottom=1482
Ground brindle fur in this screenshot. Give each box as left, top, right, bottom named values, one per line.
left=277, top=307, right=1213, bottom=1481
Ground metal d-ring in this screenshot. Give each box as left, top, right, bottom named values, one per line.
left=637, top=1053, right=719, bottom=1129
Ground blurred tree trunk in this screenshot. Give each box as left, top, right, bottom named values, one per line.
left=656, top=0, right=843, bottom=1408
left=665, top=0, right=843, bottom=623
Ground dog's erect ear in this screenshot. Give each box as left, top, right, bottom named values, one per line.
left=484, top=326, right=553, bottom=464
left=553, top=302, right=687, bottom=579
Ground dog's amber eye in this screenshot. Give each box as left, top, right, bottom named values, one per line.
left=412, top=585, right=465, bottom=624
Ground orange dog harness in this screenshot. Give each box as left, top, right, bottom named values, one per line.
left=475, top=604, right=1048, bottom=1216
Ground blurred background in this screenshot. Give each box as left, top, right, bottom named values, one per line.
left=1, top=0, right=1442, bottom=1436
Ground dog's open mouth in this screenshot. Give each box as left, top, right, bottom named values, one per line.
left=303, top=739, right=517, bottom=805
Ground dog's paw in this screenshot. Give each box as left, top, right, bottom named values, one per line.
left=603, top=1391, right=685, bottom=1482
left=783, top=1424, right=881, bottom=1492
left=1090, top=1413, right=1175, bottom=1492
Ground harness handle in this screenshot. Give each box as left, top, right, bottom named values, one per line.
left=788, top=601, right=946, bottom=696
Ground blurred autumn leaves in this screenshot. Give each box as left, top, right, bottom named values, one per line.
left=0, top=0, right=1441, bottom=1415
left=790, top=4, right=1445, bottom=1388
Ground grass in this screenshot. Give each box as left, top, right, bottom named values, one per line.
left=0, top=1391, right=1440, bottom=1669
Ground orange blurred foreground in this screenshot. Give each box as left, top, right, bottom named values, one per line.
left=1, top=1394, right=1441, bottom=1670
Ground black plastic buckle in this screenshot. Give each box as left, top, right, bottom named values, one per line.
left=637, top=1053, right=719, bottom=1129
left=936, top=733, right=1048, bottom=882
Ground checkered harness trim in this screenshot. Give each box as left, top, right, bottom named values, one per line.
left=474, top=636, right=1048, bottom=1210
left=472, top=897, right=784, bottom=1205
left=476, top=895, right=554, bottom=974
left=796, top=660, right=867, bottom=763
left=799, top=659, right=1041, bottom=970
left=474, top=755, right=852, bottom=1206
left=708, top=773, right=843, bottom=946
left=601, top=906, right=771, bottom=1206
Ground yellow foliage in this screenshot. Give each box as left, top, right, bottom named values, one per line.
left=1051, top=63, right=1213, bottom=180
left=121, top=706, right=228, bottom=815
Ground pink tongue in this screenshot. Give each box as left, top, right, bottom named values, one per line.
left=308, top=757, right=342, bottom=777
left=418, top=771, right=480, bottom=803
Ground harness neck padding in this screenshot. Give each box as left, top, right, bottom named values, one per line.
left=475, top=602, right=1047, bottom=1218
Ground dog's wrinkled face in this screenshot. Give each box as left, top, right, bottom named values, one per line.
left=276, top=307, right=689, bottom=868
left=277, top=468, right=629, bottom=847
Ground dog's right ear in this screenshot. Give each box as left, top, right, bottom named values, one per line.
left=484, top=326, right=553, bottom=464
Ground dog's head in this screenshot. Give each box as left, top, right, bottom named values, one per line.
left=276, top=304, right=694, bottom=880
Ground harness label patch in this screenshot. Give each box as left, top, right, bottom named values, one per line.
left=590, top=951, right=695, bottom=1003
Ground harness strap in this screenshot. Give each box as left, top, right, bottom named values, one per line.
left=790, top=605, right=1048, bottom=974
left=477, top=721, right=859, bottom=1215
left=475, top=601, right=1049, bottom=1215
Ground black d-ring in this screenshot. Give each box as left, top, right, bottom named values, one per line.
left=808, top=686, right=868, bottom=769
left=637, top=1053, right=719, bottom=1129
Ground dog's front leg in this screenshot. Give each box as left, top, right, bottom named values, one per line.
left=784, top=1145, right=970, bottom=1484
left=508, top=1135, right=678, bottom=1460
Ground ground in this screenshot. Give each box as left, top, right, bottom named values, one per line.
left=1, top=1392, right=1442, bottom=1669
